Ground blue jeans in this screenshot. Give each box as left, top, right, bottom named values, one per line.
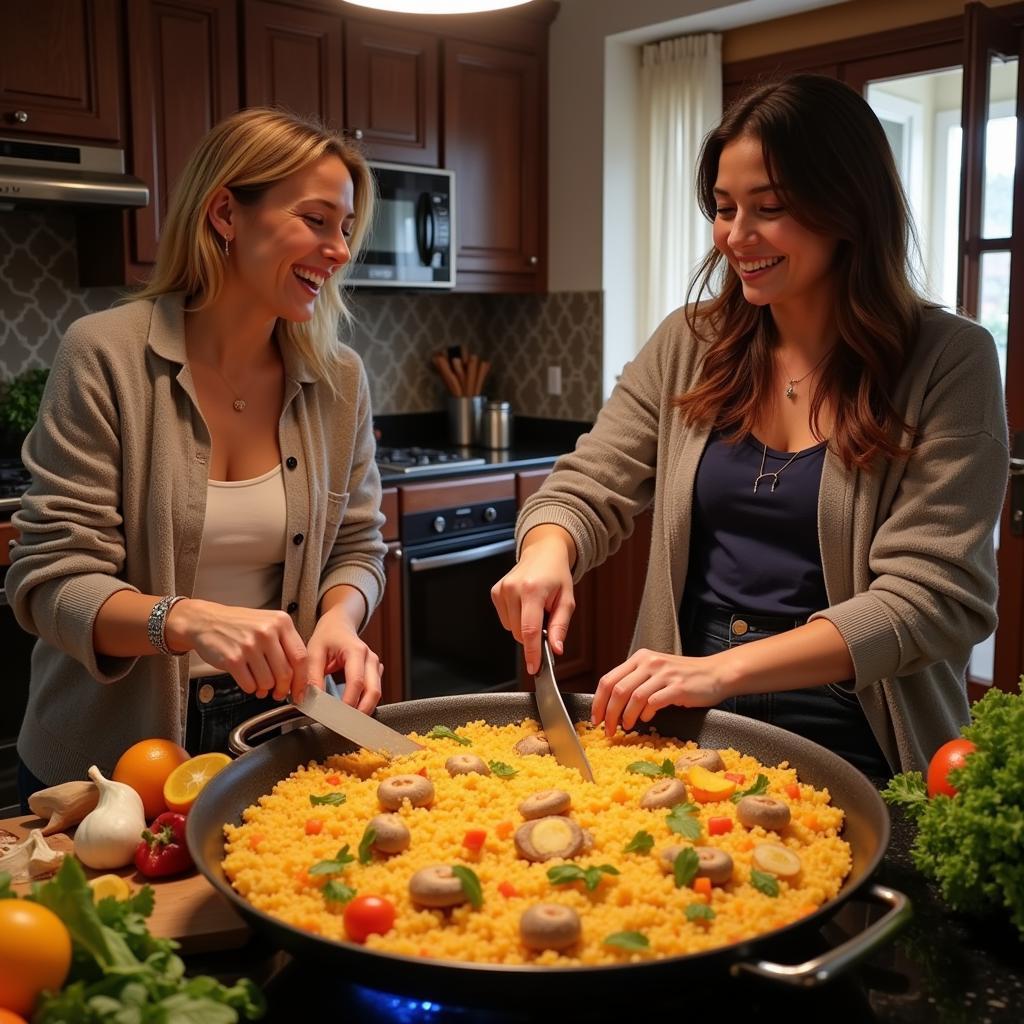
left=681, top=602, right=890, bottom=777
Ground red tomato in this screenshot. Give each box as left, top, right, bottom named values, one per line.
left=343, top=895, right=396, bottom=944
left=462, top=829, right=487, bottom=852
left=708, top=816, right=733, bottom=836
left=926, top=738, right=976, bottom=797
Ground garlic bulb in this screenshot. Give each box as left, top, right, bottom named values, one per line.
left=73, top=765, right=146, bottom=870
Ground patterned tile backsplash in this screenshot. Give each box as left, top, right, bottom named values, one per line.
left=0, top=210, right=602, bottom=421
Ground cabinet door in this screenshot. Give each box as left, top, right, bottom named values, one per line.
left=443, top=39, right=542, bottom=289
left=362, top=542, right=405, bottom=705
left=344, top=19, right=438, bottom=166
left=0, top=0, right=122, bottom=142
left=127, top=0, right=239, bottom=267
left=244, top=0, right=343, bottom=129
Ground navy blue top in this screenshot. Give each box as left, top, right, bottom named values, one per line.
left=684, top=429, right=829, bottom=617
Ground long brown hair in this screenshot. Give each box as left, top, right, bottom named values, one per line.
left=678, top=74, right=922, bottom=469
left=134, top=107, right=375, bottom=393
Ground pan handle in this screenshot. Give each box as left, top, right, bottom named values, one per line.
left=228, top=703, right=306, bottom=756
left=730, top=883, right=911, bottom=987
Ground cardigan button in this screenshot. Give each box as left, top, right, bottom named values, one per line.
left=286, top=456, right=298, bottom=469
left=287, top=601, right=298, bottom=613
left=730, top=619, right=749, bottom=637
left=292, top=533, right=304, bottom=545
left=198, top=683, right=216, bottom=704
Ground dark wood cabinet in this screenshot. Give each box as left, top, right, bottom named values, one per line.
left=244, top=0, right=343, bottom=130
left=443, top=39, right=544, bottom=292
left=0, top=0, right=122, bottom=142
left=344, top=19, right=438, bottom=166
left=362, top=541, right=405, bottom=705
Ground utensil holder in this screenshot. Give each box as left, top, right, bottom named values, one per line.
left=446, top=395, right=484, bottom=446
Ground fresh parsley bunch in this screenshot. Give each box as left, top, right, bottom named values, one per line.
left=883, top=681, right=1024, bottom=939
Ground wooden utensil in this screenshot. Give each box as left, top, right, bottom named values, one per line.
left=466, top=353, right=480, bottom=395
left=432, top=352, right=462, bottom=396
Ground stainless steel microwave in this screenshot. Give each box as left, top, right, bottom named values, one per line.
left=350, top=161, right=455, bottom=289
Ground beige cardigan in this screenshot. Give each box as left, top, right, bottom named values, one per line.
left=517, top=305, right=1008, bottom=772
left=8, top=293, right=386, bottom=785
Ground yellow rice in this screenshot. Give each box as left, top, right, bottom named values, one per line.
left=222, top=719, right=851, bottom=965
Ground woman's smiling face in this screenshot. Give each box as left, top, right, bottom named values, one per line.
left=711, top=135, right=838, bottom=312
left=218, top=154, right=356, bottom=323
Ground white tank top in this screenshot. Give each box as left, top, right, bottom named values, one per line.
left=189, top=464, right=288, bottom=678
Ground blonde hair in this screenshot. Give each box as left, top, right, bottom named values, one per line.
left=135, top=107, right=375, bottom=390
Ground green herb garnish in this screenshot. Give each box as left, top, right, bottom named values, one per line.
left=322, top=880, right=357, bottom=904
left=623, top=830, right=655, bottom=855
left=881, top=771, right=929, bottom=821
left=309, top=792, right=347, bottom=806
left=488, top=760, right=518, bottom=778
left=627, top=758, right=675, bottom=778
left=750, top=869, right=780, bottom=897
left=309, top=845, right=356, bottom=875
left=685, top=903, right=716, bottom=922
left=730, top=773, right=770, bottom=802
left=547, top=863, right=620, bottom=892
left=358, top=825, right=377, bottom=865
left=427, top=725, right=471, bottom=746
left=672, top=847, right=700, bottom=889
left=451, top=865, right=483, bottom=909
left=604, top=931, right=650, bottom=951
left=665, top=802, right=701, bottom=840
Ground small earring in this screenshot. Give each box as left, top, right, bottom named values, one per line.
left=223, top=235, right=231, bottom=257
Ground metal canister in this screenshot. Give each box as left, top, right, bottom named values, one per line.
left=480, top=400, right=513, bottom=449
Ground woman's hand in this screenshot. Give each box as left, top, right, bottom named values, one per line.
left=491, top=525, right=577, bottom=676
left=165, top=599, right=308, bottom=700
left=591, top=649, right=733, bottom=737
left=305, top=604, right=382, bottom=713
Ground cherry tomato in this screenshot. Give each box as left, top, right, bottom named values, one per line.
left=343, top=895, right=396, bottom=944
left=926, top=738, right=976, bottom=798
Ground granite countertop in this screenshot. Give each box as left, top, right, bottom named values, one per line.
left=186, top=797, right=1024, bottom=1022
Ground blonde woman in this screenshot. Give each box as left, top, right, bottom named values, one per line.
left=9, top=108, right=387, bottom=807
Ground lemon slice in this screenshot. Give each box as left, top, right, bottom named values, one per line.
left=162, top=752, right=231, bottom=813
left=89, top=874, right=132, bottom=902
left=751, top=842, right=802, bottom=878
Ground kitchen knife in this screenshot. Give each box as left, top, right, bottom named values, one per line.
left=298, top=685, right=423, bottom=757
left=533, top=629, right=595, bottom=782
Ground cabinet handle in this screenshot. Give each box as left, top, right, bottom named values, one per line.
left=528, top=255, right=538, bottom=266
left=352, top=128, right=364, bottom=141
left=13, top=110, right=29, bottom=124
left=389, top=546, right=403, bottom=561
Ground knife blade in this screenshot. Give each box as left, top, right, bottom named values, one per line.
left=534, top=629, right=595, bottom=782
left=298, top=686, right=423, bottom=757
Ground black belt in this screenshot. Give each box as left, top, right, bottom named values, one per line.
left=685, top=602, right=809, bottom=637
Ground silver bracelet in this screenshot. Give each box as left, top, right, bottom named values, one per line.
left=147, top=595, right=188, bottom=656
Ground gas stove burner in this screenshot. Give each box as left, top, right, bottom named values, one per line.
left=0, top=459, right=31, bottom=512
left=376, top=446, right=485, bottom=475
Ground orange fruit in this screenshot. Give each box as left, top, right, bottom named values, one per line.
left=0, top=1010, right=29, bottom=1024
left=162, top=752, right=231, bottom=813
left=0, top=900, right=72, bottom=1016
left=112, top=738, right=190, bottom=820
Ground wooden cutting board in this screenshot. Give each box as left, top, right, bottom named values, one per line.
left=1, top=814, right=250, bottom=954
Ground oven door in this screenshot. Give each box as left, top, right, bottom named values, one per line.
left=403, top=528, right=518, bottom=699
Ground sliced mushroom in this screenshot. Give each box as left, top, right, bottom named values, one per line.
left=409, top=865, right=468, bottom=908
left=446, top=754, right=490, bottom=778
left=658, top=844, right=688, bottom=874
left=520, top=903, right=582, bottom=952
left=377, top=774, right=435, bottom=811
left=752, top=843, right=802, bottom=879
left=640, top=778, right=688, bottom=809
left=581, top=828, right=595, bottom=854
left=736, top=796, right=791, bottom=831
left=367, top=814, right=410, bottom=855
left=674, top=749, right=725, bottom=774
left=694, top=845, right=734, bottom=885
left=519, top=789, right=572, bottom=820
left=514, top=733, right=551, bottom=757
left=514, top=816, right=585, bottom=862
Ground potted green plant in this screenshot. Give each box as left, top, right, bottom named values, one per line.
left=0, top=367, right=49, bottom=459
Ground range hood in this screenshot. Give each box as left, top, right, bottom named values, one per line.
left=0, top=136, right=148, bottom=209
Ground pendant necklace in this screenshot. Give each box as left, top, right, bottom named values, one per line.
left=753, top=442, right=801, bottom=494
left=780, top=346, right=832, bottom=400
left=213, top=364, right=247, bottom=412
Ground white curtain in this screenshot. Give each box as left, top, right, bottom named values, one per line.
left=639, top=33, right=722, bottom=343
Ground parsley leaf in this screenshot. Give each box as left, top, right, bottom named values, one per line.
left=623, top=830, right=655, bottom=855
left=881, top=771, right=929, bottom=821
left=358, top=825, right=377, bottom=865
left=547, top=863, right=619, bottom=892
left=427, top=725, right=472, bottom=746
left=309, top=845, right=356, bottom=875
left=731, top=773, right=771, bottom=803
left=666, top=802, right=701, bottom=840
left=309, top=792, right=347, bottom=806
left=451, top=865, right=483, bottom=909
left=323, top=880, right=357, bottom=904
left=604, top=931, right=650, bottom=951
left=627, top=760, right=674, bottom=778
left=488, top=760, right=518, bottom=778
left=672, top=847, right=700, bottom=889
left=750, top=869, right=780, bottom=897
left=686, top=902, right=716, bottom=922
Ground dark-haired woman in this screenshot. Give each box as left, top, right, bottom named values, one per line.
left=490, top=75, right=1007, bottom=775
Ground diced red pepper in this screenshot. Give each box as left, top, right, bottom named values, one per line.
left=462, top=829, right=487, bottom=852
left=305, top=818, right=324, bottom=835
left=724, top=772, right=746, bottom=784
left=415, top=767, right=429, bottom=778
left=326, top=774, right=342, bottom=785
left=498, top=881, right=518, bottom=899
left=692, top=876, right=712, bottom=901
left=134, top=812, right=194, bottom=878
left=785, top=782, right=801, bottom=800
left=708, top=816, right=733, bottom=836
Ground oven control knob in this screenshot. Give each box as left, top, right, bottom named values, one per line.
left=483, top=506, right=497, bottom=523
left=432, top=515, right=447, bottom=533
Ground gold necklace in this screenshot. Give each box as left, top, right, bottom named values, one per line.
left=211, top=363, right=247, bottom=412
left=779, top=347, right=832, bottom=400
